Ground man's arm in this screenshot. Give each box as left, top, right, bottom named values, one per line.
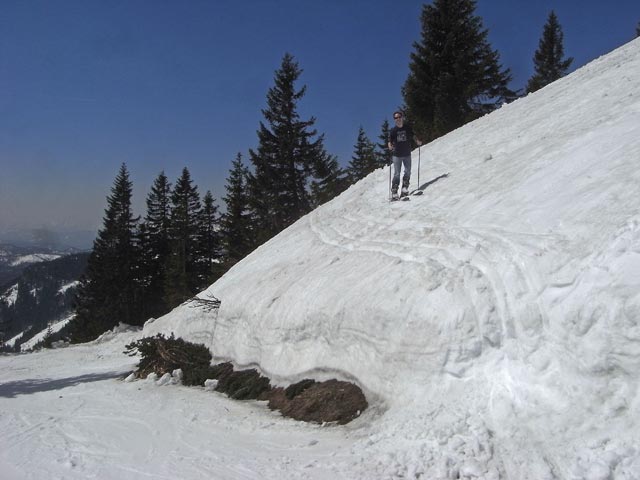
left=410, top=126, right=422, bottom=146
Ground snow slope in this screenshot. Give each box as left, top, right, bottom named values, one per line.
left=19, top=314, right=75, bottom=351
left=1, top=283, right=18, bottom=306
left=9, top=253, right=61, bottom=266
left=2, top=38, right=640, bottom=479
left=146, top=38, right=640, bottom=478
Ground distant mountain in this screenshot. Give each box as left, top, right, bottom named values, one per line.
left=0, top=251, right=89, bottom=351
left=0, top=228, right=96, bottom=251
left=0, top=243, right=88, bottom=285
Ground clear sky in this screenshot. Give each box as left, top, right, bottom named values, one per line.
left=1, top=0, right=638, bottom=237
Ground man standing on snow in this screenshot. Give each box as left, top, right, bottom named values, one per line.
left=388, top=111, right=421, bottom=199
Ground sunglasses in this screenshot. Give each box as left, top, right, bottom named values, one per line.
left=394, top=115, right=402, bottom=120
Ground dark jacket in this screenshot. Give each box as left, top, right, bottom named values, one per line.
left=389, top=124, right=415, bottom=157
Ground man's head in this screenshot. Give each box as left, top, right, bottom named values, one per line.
left=393, top=111, right=404, bottom=126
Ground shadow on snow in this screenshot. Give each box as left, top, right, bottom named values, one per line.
left=0, top=372, right=123, bottom=398
left=411, top=172, right=450, bottom=195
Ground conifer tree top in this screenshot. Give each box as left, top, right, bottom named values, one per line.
left=526, top=10, right=573, bottom=94
left=403, top=0, right=514, bottom=141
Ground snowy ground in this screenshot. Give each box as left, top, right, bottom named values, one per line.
left=0, top=330, right=363, bottom=480
left=2, top=38, right=640, bottom=479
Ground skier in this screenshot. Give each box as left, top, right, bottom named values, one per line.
left=388, top=111, right=422, bottom=199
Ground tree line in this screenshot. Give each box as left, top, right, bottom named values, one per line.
left=69, top=1, right=628, bottom=341
left=68, top=54, right=392, bottom=342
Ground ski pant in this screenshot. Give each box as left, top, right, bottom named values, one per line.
left=391, top=155, right=411, bottom=191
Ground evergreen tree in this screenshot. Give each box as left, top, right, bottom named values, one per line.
left=163, top=242, right=188, bottom=309
left=403, top=0, right=515, bottom=142
left=133, top=221, right=153, bottom=317
left=376, top=119, right=392, bottom=168
left=197, top=190, right=222, bottom=288
left=310, top=153, right=348, bottom=207
left=220, top=153, right=254, bottom=266
left=164, top=167, right=202, bottom=308
left=347, top=127, right=378, bottom=183
left=0, top=306, right=9, bottom=348
left=14, top=281, right=36, bottom=327
left=138, top=171, right=172, bottom=319
left=248, top=53, right=335, bottom=243
left=43, top=324, right=54, bottom=349
left=69, top=164, right=139, bottom=342
left=526, top=11, right=573, bottom=94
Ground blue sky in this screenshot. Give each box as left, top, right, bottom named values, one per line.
left=1, top=0, right=638, bottom=237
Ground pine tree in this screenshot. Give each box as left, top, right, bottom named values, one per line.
left=347, top=127, right=378, bottom=183
left=403, top=0, right=514, bottom=142
left=526, top=11, right=573, bottom=94
left=133, top=221, right=153, bottom=318
left=197, top=190, right=222, bottom=288
left=310, top=153, right=348, bottom=207
left=221, top=153, right=254, bottom=266
left=14, top=281, right=36, bottom=327
left=376, top=119, right=392, bottom=168
left=69, top=164, right=139, bottom=342
left=43, top=324, right=54, bottom=349
left=164, top=168, right=202, bottom=308
left=248, top=53, right=335, bottom=243
left=0, top=308, right=9, bottom=348
left=137, top=172, right=172, bottom=319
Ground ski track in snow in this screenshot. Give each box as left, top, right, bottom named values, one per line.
left=309, top=186, right=558, bottom=363
left=305, top=181, right=569, bottom=477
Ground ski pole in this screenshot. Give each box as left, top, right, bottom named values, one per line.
left=417, top=147, right=420, bottom=189
left=414, top=147, right=423, bottom=196
left=388, top=159, right=392, bottom=202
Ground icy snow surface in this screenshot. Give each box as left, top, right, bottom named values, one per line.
left=2, top=38, right=640, bottom=479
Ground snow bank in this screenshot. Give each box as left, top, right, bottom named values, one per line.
left=144, top=38, right=640, bottom=478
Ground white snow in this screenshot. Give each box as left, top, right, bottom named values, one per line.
left=1, top=283, right=18, bottom=306
left=9, top=253, right=61, bottom=266
left=4, top=331, right=23, bottom=349
left=2, top=38, right=640, bottom=479
left=58, top=280, right=80, bottom=295
left=19, top=314, right=75, bottom=351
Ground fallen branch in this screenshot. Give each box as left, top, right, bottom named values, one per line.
left=186, top=293, right=221, bottom=312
